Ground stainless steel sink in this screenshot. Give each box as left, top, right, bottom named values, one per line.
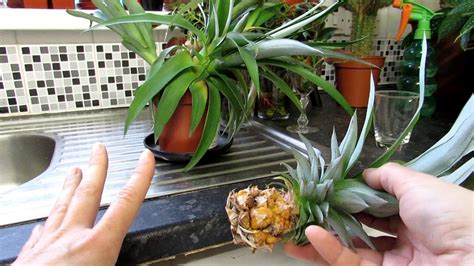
left=0, top=133, right=59, bottom=194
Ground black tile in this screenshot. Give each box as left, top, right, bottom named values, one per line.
left=59, top=46, right=67, bottom=53
left=106, top=53, right=113, bottom=60
left=14, top=81, right=22, bottom=88
left=0, top=107, right=8, bottom=113
left=83, top=93, right=91, bottom=100
left=96, top=45, right=104, bottom=52
left=48, top=88, right=55, bottom=95
left=122, top=60, right=129, bottom=67
left=98, top=61, right=105, bottom=68
left=13, top=72, right=21, bottom=80
left=117, top=83, right=124, bottom=90
left=41, top=104, right=49, bottom=111
left=75, top=101, right=84, bottom=108
left=72, top=78, right=80, bottom=85
left=11, top=64, right=20, bottom=71
left=0, top=47, right=6, bottom=54
left=131, top=68, right=138, bottom=74
left=57, top=95, right=65, bottom=102
left=19, top=105, right=27, bottom=112
left=6, top=90, right=15, bottom=97
left=93, top=100, right=99, bottom=106
left=112, top=45, right=119, bottom=52
left=129, top=52, right=136, bottom=59
left=62, top=71, right=71, bottom=78
left=60, top=54, right=68, bottom=61
left=32, top=55, right=41, bottom=63
left=139, top=74, right=146, bottom=81
left=37, top=80, right=45, bottom=87
left=0, top=82, right=3, bottom=89
left=8, top=98, right=17, bottom=105
left=108, top=77, right=115, bottom=83
left=52, top=63, right=60, bottom=70
left=125, top=90, right=132, bottom=97
left=30, top=89, right=38, bottom=96
left=111, top=99, right=118, bottom=105
left=88, top=69, right=95, bottom=76
left=21, top=47, right=30, bottom=54
left=101, top=85, right=108, bottom=91
left=25, top=64, right=33, bottom=71
left=31, top=97, right=39, bottom=104
left=0, top=56, right=7, bottom=63
left=40, top=46, right=48, bottom=54
left=76, top=46, right=84, bottom=53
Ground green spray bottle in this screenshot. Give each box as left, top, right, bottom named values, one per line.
left=393, top=0, right=439, bottom=116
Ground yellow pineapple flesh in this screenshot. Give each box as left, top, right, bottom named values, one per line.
left=225, top=186, right=298, bottom=251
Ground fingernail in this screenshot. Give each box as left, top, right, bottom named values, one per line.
left=92, top=142, right=104, bottom=154
left=139, top=149, right=153, bottom=161
left=363, top=168, right=375, bottom=175
left=68, top=167, right=79, bottom=176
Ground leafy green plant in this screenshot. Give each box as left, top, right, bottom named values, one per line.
left=343, top=0, right=392, bottom=57
left=69, top=0, right=369, bottom=170
left=437, top=0, right=474, bottom=50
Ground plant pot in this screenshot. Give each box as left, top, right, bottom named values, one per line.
left=51, top=0, right=75, bottom=9
left=335, top=56, right=385, bottom=108
left=76, top=0, right=96, bottom=9
left=142, top=0, right=164, bottom=11
left=7, top=0, right=48, bottom=8
left=158, top=91, right=206, bottom=153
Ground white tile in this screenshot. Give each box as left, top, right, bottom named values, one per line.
left=16, top=30, right=93, bottom=44
left=0, top=30, right=16, bottom=45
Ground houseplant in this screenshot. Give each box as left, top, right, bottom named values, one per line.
left=333, top=0, right=391, bottom=107
left=68, top=0, right=366, bottom=171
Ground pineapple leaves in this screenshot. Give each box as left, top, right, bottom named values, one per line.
left=184, top=82, right=222, bottom=171
left=339, top=212, right=376, bottom=250
left=125, top=51, right=196, bottom=134
left=327, top=209, right=353, bottom=249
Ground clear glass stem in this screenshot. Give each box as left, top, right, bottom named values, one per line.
left=297, top=94, right=310, bottom=131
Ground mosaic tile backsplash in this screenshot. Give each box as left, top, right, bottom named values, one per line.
left=0, top=40, right=402, bottom=116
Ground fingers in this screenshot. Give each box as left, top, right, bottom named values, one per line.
left=18, top=224, right=43, bottom=254
left=284, top=243, right=328, bottom=265
left=305, top=225, right=383, bottom=266
left=44, top=167, right=82, bottom=232
left=62, top=143, right=109, bottom=228
left=96, top=150, right=155, bottom=242
left=362, top=162, right=426, bottom=199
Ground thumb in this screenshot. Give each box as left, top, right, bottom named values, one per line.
left=362, top=162, right=433, bottom=200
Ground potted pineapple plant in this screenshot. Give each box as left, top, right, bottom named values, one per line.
left=334, top=0, right=392, bottom=107
left=68, top=0, right=367, bottom=171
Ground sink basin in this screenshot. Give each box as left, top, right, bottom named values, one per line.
left=0, top=133, right=58, bottom=194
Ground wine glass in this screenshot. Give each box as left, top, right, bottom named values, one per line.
left=286, top=73, right=319, bottom=134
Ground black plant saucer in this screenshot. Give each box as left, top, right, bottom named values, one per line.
left=144, top=131, right=233, bottom=163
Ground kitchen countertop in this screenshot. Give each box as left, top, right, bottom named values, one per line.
left=0, top=93, right=457, bottom=264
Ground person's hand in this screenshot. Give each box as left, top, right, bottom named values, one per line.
left=285, top=162, right=474, bottom=265
left=13, top=143, right=155, bottom=265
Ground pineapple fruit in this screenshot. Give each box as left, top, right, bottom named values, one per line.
left=225, top=113, right=399, bottom=251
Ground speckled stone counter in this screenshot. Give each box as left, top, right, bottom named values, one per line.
left=0, top=93, right=459, bottom=265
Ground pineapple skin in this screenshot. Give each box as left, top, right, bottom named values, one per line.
left=225, top=186, right=298, bottom=251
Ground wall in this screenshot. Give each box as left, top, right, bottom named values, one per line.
left=0, top=1, right=440, bottom=117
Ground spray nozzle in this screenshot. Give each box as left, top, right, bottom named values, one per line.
left=392, top=0, right=436, bottom=40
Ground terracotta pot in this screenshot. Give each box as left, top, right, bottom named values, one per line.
left=51, top=0, right=75, bottom=9
left=7, top=0, right=48, bottom=8
left=335, top=56, right=385, bottom=108
left=158, top=91, right=206, bottom=153
left=76, top=0, right=96, bottom=9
